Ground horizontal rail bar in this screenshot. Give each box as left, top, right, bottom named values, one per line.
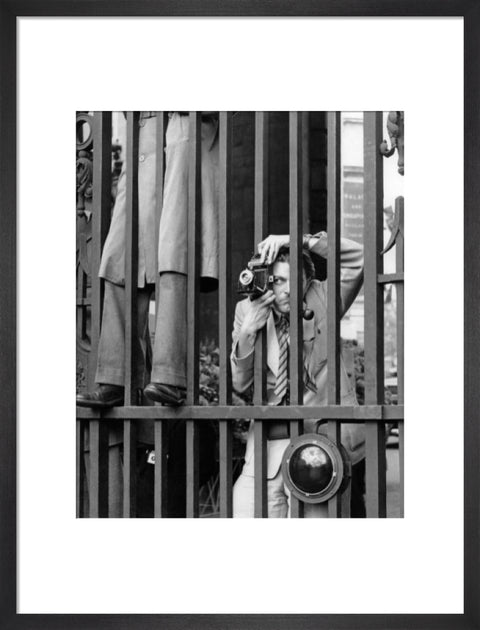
left=377, top=272, right=404, bottom=284
left=77, top=404, right=404, bottom=421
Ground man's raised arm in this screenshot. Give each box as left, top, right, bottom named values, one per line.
left=230, top=291, right=275, bottom=394
left=307, top=232, right=364, bottom=314
left=257, top=232, right=363, bottom=314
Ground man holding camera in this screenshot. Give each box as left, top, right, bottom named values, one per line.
left=231, top=232, right=366, bottom=518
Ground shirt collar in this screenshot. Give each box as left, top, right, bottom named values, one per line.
left=272, top=309, right=289, bottom=327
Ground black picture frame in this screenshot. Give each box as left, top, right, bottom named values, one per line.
left=1, top=2, right=478, bottom=629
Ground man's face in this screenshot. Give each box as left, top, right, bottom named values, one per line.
left=271, top=260, right=307, bottom=314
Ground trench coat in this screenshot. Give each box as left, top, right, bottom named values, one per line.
left=99, top=112, right=219, bottom=288
left=231, top=233, right=365, bottom=478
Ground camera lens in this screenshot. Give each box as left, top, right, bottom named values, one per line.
left=239, top=269, right=254, bottom=286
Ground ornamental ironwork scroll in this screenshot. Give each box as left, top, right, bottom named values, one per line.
left=382, top=197, right=404, bottom=255
left=380, top=111, right=404, bottom=176
left=76, top=113, right=94, bottom=389
left=380, top=112, right=404, bottom=256
left=76, top=113, right=123, bottom=391
left=76, top=113, right=94, bottom=217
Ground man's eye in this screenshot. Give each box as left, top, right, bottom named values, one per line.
left=273, top=277, right=283, bottom=285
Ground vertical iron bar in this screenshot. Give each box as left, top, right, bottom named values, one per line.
left=186, top=111, right=201, bottom=403
left=154, top=420, right=168, bottom=517
left=288, top=111, right=304, bottom=406
left=123, top=422, right=136, bottom=517
left=289, top=419, right=304, bottom=519
left=154, top=112, right=168, bottom=320
left=76, top=250, right=88, bottom=344
left=90, top=112, right=112, bottom=389
left=186, top=111, right=201, bottom=517
left=327, top=422, right=346, bottom=517
left=88, top=420, right=108, bottom=517
left=289, top=112, right=305, bottom=519
left=253, top=421, right=267, bottom=518
left=186, top=419, right=200, bottom=517
left=219, top=112, right=233, bottom=517
left=254, top=111, right=269, bottom=518
left=302, top=112, right=310, bottom=234
left=218, top=420, right=233, bottom=518
left=76, top=420, right=85, bottom=517
left=124, top=111, right=140, bottom=405
left=123, top=111, right=140, bottom=517
left=395, top=196, right=405, bottom=517
left=327, top=112, right=341, bottom=405
left=364, top=112, right=386, bottom=518
left=87, top=112, right=112, bottom=518
left=327, top=111, right=342, bottom=518
left=153, top=113, right=168, bottom=517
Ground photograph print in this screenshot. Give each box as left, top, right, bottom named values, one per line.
left=76, top=111, right=404, bottom=519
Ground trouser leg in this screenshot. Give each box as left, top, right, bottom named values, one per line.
left=233, top=473, right=255, bottom=518
left=268, top=473, right=289, bottom=518
left=151, top=272, right=187, bottom=388
left=232, top=470, right=289, bottom=518
left=95, top=280, right=152, bottom=388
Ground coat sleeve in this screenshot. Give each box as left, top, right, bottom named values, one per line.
left=308, top=231, right=364, bottom=316
left=230, top=299, right=255, bottom=394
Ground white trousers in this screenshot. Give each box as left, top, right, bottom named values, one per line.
left=233, top=468, right=329, bottom=518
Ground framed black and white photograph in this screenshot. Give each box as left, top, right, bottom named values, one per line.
left=1, top=3, right=477, bottom=629
left=75, top=109, right=404, bottom=521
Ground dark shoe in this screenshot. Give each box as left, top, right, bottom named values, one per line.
left=143, top=383, right=186, bottom=406
left=76, top=384, right=124, bottom=408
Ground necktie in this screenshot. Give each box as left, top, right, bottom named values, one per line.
left=274, top=317, right=289, bottom=402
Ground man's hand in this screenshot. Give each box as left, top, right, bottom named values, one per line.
left=239, top=290, right=276, bottom=337
left=257, top=234, right=290, bottom=264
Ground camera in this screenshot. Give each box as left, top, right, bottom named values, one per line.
left=237, top=253, right=315, bottom=320
left=237, top=254, right=273, bottom=299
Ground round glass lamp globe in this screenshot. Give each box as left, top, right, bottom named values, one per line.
left=288, top=444, right=334, bottom=494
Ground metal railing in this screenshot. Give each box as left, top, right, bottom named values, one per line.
left=76, top=111, right=404, bottom=518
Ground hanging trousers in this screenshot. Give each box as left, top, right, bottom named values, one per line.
left=95, top=271, right=187, bottom=389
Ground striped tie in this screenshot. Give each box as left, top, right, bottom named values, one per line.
left=274, top=317, right=289, bottom=401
